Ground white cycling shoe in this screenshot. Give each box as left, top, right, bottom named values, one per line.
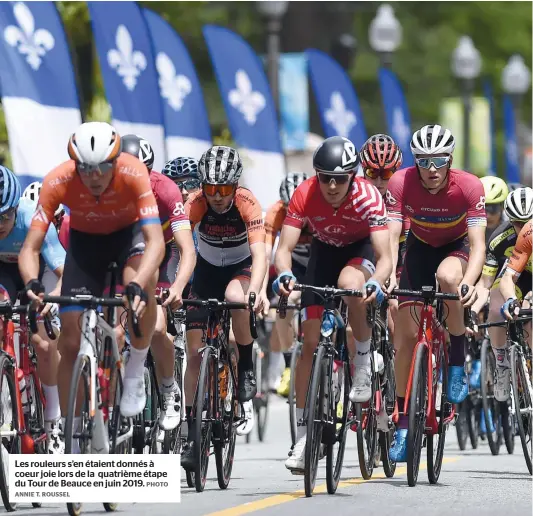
left=159, top=384, right=181, bottom=431
left=349, top=365, right=372, bottom=403
left=120, top=376, right=146, bottom=418
left=236, top=400, right=255, bottom=436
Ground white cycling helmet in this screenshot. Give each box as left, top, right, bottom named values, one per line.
left=504, top=187, right=533, bottom=222
left=67, top=122, right=121, bottom=166
left=410, top=124, right=456, bottom=156
left=22, top=181, right=64, bottom=217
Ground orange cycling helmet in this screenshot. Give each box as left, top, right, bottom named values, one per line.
left=360, top=134, right=403, bottom=172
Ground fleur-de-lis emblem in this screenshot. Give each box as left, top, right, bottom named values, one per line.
left=392, top=107, right=410, bottom=149
left=107, top=25, right=146, bottom=91
left=228, top=70, right=266, bottom=125
left=3, top=2, right=54, bottom=71
left=156, top=52, right=192, bottom=111
left=324, top=92, right=356, bottom=137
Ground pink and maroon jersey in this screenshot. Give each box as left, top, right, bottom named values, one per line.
left=284, top=176, right=388, bottom=247
left=386, top=167, right=487, bottom=247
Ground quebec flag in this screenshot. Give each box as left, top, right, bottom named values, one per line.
left=143, top=9, right=211, bottom=162
left=0, top=1, right=82, bottom=188
left=203, top=25, right=285, bottom=210
left=88, top=2, right=166, bottom=171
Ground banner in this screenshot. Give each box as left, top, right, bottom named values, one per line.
left=279, top=53, right=309, bottom=152
left=203, top=25, right=285, bottom=209
left=503, top=94, right=520, bottom=183
left=482, top=79, right=496, bottom=176
left=0, top=1, right=82, bottom=188
left=378, top=67, right=414, bottom=167
left=88, top=2, right=165, bottom=170
left=439, top=97, right=491, bottom=177
left=143, top=9, right=211, bottom=161
left=306, top=48, right=367, bottom=150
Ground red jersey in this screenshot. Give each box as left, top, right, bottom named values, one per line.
left=284, top=176, right=388, bottom=247
left=386, top=167, right=487, bottom=247
left=150, top=171, right=190, bottom=243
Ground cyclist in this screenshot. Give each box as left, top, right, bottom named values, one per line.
left=19, top=122, right=166, bottom=433
left=274, top=136, right=392, bottom=472
left=264, top=172, right=310, bottom=393
left=120, top=135, right=197, bottom=430
left=162, top=157, right=201, bottom=203
left=480, top=176, right=509, bottom=246
left=385, top=124, right=487, bottom=462
left=0, top=169, right=65, bottom=453
left=470, top=187, right=533, bottom=399
left=181, top=145, right=267, bottom=468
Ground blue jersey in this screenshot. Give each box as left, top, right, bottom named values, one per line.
left=0, top=199, right=66, bottom=271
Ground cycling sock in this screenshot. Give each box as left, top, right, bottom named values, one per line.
left=160, top=377, right=176, bottom=393
left=125, top=345, right=149, bottom=379
left=283, top=352, right=292, bottom=368
left=296, top=408, right=305, bottom=441
left=42, top=383, right=61, bottom=421
left=237, top=342, right=254, bottom=372
left=353, top=338, right=371, bottom=366
left=491, top=346, right=509, bottom=368
left=449, top=333, right=466, bottom=366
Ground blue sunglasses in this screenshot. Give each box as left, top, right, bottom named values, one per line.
left=415, top=156, right=451, bottom=169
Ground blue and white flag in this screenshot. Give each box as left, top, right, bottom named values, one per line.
left=483, top=79, right=496, bottom=176
left=0, top=1, right=82, bottom=188
left=203, top=25, right=285, bottom=209
left=306, top=49, right=367, bottom=150
left=503, top=94, right=520, bottom=183
left=88, top=2, right=165, bottom=170
left=378, top=67, right=414, bottom=167
left=143, top=9, right=211, bottom=161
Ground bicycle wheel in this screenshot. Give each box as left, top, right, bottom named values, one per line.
left=0, top=355, right=20, bottom=512
left=326, top=360, right=350, bottom=494
left=304, top=344, right=326, bottom=497
left=26, top=371, right=46, bottom=455
left=289, top=341, right=302, bottom=448
left=103, top=503, right=118, bottom=512
left=110, top=363, right=132, bottom=456
left=379, top=428, right=396, bottom=478
left=256, top=347, right=269, bottom=443
left=466, top=397, right=479, bottom=450
left=215, top=348, right=238, bottom=489
left=163, top=349, right=185, bottom=455
left=192, top=350, right=213, bottom=492
left=455, top=402, right=468, bottom=451
left=65, top=354, right=92, bottom=516
left=480, top=339, right=502, bottom=455
left=501, top=399, right=515, bottom=455
left=407, top=343, right=428, bottom=487
left=427, top=346, right=449, bottom=484
left=510, top=345, right=532, bottom=474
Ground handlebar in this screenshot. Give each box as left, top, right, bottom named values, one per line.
left=390, top=286, right=461, bottom=302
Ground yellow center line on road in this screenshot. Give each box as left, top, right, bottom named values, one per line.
left=205, top=457, right=460, bottom=516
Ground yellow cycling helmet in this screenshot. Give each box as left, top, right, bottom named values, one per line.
left=480, top=176, right=509, bottom=204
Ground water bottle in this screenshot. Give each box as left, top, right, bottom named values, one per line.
left=321, top=312, right=336, bottom=336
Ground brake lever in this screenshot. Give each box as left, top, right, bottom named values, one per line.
left=248, top=292, right=258, bottom=340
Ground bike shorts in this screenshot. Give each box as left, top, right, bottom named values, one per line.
left=186, top=254, right=252, bottom=331
left=492, top=267, right=532, bottom=301
left=398, top=233, right=469, bottom=307
left=266, top=250, right=308, bottom=301
left=301, top=237, right=375, bottom=321
left=60, top=223, right=145, bottom=311
left=0, top=256, right=47, bottom=302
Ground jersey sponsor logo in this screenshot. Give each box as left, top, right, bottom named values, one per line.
left=324, top=224, right=345, bottom=234
left=312, top=215, right=326, bottom=221
left=475, top=196, right=486, bottom=211
left=405, top=204, right=414, bottom=213
left=140, top=205, right=159, bottom=216
left=247, top=219, right=263, bottom=228
left=421, top=207, right=448, bottom=212
left=0, top=252, right=20, bottom=263
left=489, top=227, right=515, bottom=251
left=48, top=175, right=72, bottom=188
left=385, top=190, right=397, bottom=206
left=172, top=202, right=185, bottom=216
left=32, top=205, right=49, bottom=225
left=341, top=140, right=357, bottom=167
left=119, top=166, right=143, bottom=177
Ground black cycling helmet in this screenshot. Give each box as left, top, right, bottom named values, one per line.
left=162, top=157, right=199, bottom=181
left=121, top=134, right=154, bottom=171
left=313, top=136, right=360, bottom=174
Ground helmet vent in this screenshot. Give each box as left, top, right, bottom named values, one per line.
left=90, top=136, right=95, bottom=150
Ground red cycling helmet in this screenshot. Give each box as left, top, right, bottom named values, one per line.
left=360, top=134, right=403, bottom=173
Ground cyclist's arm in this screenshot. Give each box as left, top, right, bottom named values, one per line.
left=274, top=225, right=301, bottom=276
left=19, top=228, right=47, bottom=285
left=500, top=268, right=518, bottom=301
left=134, top=223, right=165, bottom=289
left=470, top=273, right=494, bottom=314
left=249, top=241, right=267, bottom=295
left=387, top=219, right=403, bottom=280
left=369, top=228, right=392, bottom=286
left=463, top=225, right=486, bottom=286
left=172, top=229, right=196, bottom=295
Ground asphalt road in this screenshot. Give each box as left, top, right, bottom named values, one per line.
left=12, top=396, right=533, bottom=516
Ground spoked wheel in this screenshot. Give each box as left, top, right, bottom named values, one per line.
left=0, top=355, right=20, bottom=512
left=466, top=397, right=480, bottom=450
left=289, top=341, right=302, bottom=448
left=325, top=360, right=350, bottom=494
left=510, top=345, right=532, bottom=474
left=215, top=348, right=238, bottom=489
left=407, top=343, right=428, bottom=487
left=379, top=428, right=396, bottom=478
left=480, top=339, right=502, bottom=455
left=304, top=345, right=326, bottom=497
left=27, top=372, right=46, bottom=455
left=110, top=365, right=132, bottom=456
left=254, top=344, right=269, bottom=443
left=65, top=355, right=92, bottom=516
left=163, top=349, right=186, bottom=455
left=455, top=402, right=468, bottom=451
left=192, top=350, right=213, bottom=492
left=501, top=398, right=515, bottom=455
left=427, top=347, right=449, bottom=484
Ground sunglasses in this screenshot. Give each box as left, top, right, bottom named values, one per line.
left=203, top=184, right=235, bottom=197
left=485, top=204, right=502, bottom=215
left=177, top=178, right=201, bottom=192
left=0, top=208, right=15, bottom=223
left=317, top=172, right=352, bottom=185
left=364, top=168, right=395, bottom=180
left=415, top=156, right=451, bottom=169
left=77, top=161, right=115, bottom=176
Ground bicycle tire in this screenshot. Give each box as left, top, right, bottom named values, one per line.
left=510, top=345, right=532, bottom=474
left=304, top=344, right=326, bottom=497
left=132, top=366, right=149, bottom=454
left=407, top=343, right=428, bottom=487
left=466, top=398, right=479, bottom=450
left=480, top=339, right=502, bottom=455
left=103, top=503, right=118, bottom=512
left=379, top=428, right=396, bottom=478
left=185, top=471, right=194, bottom=488
left=26, top=371, right=46, bottom=454
left=109, top=364, right=129, bottom=456
left=192, top=350, right=213, bottom=492
left=0, top=355, right=20, bottom=512
left=256, top=347, right=269, bottom=443
left=427, top=346, right=449, bottom=484
left=65, top=354, right=92, bottom=516
left=455, top=401, right=468, bottom=451
left=289, top=341, right=302, bottom=448
left=162, top=349, right=185, bottom=455
left=145, top=360, right=160, bottom=454
left=326, top=360, right=350, bottom=494
left=215, top=347, right=238, bottom=489
left=501, top=399, right=515, bottom=455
